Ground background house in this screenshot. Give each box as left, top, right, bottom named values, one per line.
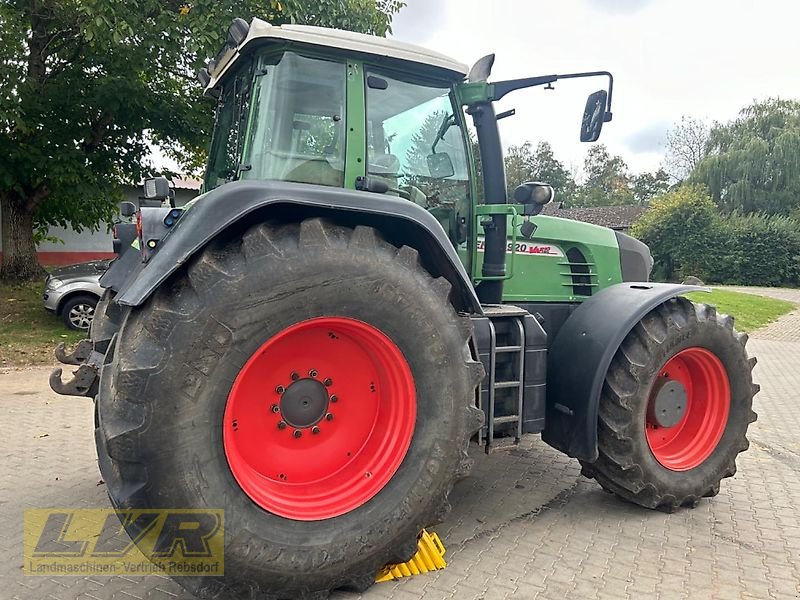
left=0, top=179, right=199, bottom=266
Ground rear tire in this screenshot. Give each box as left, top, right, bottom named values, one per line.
left=95, top=218, right=483, bottom=599
left=580, top=297, right=758, bottom=511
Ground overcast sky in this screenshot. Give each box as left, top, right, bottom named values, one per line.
left=390, top=0, right=800, bottom=177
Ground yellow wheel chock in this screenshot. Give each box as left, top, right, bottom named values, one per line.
left=375, top=529, right=447, bottom=582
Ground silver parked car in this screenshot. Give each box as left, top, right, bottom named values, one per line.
left=43, top=260, right=110, bottom=330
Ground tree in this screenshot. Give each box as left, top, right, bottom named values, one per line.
left=504, top=141, right=576, bottom=201
left=691, top=98, right=800, bottom=215
left=664, top=115, right=709, bottom=181
left=574, top=144, right=634, bottom=206
left=0, top=0, right=404, bottom=282
left=630, top=184, right=719, bottom=281
left=404, top=111, right=447, bottom=176
left=631, top=168, right=671, bottom=205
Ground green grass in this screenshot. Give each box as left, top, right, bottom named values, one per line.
left=1, top=282, right=84, bottom=367
left=684, top=289, right=795, bottom=332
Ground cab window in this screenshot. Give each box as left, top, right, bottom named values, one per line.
left=241, top=52, right=347, bottom=187
left=205, top=62, right=253, bottom=190
left=365, top=70, right=471, bottom=245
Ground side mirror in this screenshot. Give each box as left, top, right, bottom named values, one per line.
left=143, top=177, right=170, bottom=201
left=580, top=90, right=608, bottom=142
left=513, top=182, right=554, bottom=216
left=119, top=201, right=137, bottom=218
left=427, top=152, right=455, bottom=179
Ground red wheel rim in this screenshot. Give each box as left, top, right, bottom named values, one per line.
left=223, top=317, right=416, bottom=520
left=645, top=347, right=730, bottom=471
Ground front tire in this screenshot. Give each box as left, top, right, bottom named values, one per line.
left=580, top=297, right=758, bottom=511
left=95, top=218, right=483, bottom=599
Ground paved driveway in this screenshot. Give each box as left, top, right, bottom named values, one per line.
left=2, top=288, right=799, bottom=600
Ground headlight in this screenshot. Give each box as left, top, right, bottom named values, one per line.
left=46, top=278, right=64, bottom=290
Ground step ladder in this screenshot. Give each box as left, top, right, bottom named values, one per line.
left=477, top=305, right=528, bottom=454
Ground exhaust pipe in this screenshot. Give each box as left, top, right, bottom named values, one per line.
left=469, top=100, right=508, bottom=305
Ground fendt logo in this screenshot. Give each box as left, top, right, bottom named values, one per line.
left=24, top=509, right=224, bottom=576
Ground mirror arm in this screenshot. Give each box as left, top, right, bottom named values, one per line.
left=490, top=70, right=614, bottom=121
left=491, top=75, right=558, bottom=101
left=556, top=70, right=614, bottom=121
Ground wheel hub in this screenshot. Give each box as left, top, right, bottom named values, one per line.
left=279, top=377, right=329, bottom=429
left=647, top=378, right=688, bottom=428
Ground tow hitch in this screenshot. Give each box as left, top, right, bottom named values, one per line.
left=49, top=339, right=102, bottom=398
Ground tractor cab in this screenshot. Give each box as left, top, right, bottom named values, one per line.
left=202, top=19, right=473, bottom=246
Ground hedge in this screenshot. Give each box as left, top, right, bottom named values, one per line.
left=631, top=185, right=800, bottom=286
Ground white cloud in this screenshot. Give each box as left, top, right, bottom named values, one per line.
left=389, top=0, right=448, bottom=43
left=391, top=0, right=800, bottom=174
left=625, top=120, right=668, bottom=154
left=582, top=0, right=657, bottom=15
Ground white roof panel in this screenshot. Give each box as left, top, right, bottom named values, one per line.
left=207, top=19, right=468, bottom=91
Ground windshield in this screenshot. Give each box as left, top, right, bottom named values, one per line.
left=366, top=70, right=471, bottom=244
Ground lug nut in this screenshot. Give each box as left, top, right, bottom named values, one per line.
left=309, top=369, right=318, bottom=378
left=290, top=371, right=299, bottom=381
left=277, top=421, right=287, bottom=430
left=271, top=404, right=280, bottom=413
left=330, top=395, right=338, bottom=403
left=325, top=413, right=334, bottom=421
left=293, top=429, right=302, bottom=438
left=312, top=426, right=320, bottom=435
left=275, top=385, right=285, bottom=394
left=323, top=378, right=333, bottom=386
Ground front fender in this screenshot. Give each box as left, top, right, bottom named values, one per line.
left=103, top=180, right=482, bottom=314
left=542, top=282, right=707, bottom=461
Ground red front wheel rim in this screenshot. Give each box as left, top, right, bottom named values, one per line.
left=645, top=347, right=730, bottom=471
left=223, top=317, right=416, bottom=520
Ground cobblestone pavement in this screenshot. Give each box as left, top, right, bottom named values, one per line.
left=718, top=286, right=800, bottom=342
left=2, top=294, right=800, bottom=599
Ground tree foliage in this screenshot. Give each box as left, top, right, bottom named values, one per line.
left=631, top=184, right=718, bottom=281
left=500, top=141, right=669, bottom=208
left=0, top=0, right=403, bottom=280
left=504, top=141, right=576, bottom=201
left=711, top=212, right=800, bottom=286
left=691, top=98, right=800, bottom=215
left=632, top=183, right=800, bottom=286
left=631, top=168, right=671, bottom=205
left=574, top=144, right=634, bottom=206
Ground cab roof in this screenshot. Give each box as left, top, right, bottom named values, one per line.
left=206, top=18, right=469, bottom=92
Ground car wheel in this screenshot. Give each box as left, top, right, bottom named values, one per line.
left=61, top=294, right=98, bottom=331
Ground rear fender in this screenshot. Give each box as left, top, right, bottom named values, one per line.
left=542, top=282, right=707, bottom=461
left=101, top=180, right=482, bottom=314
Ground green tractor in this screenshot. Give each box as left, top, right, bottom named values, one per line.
left=51, top=17, right=758, bottom=600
